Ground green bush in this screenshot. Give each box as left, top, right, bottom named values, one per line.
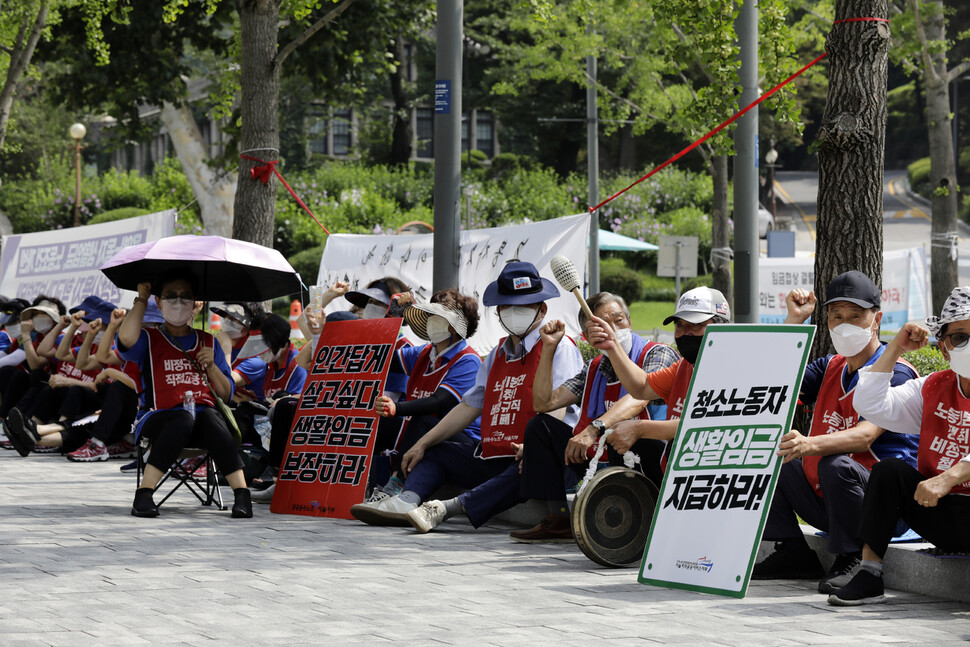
left=576, top=338, right=600, bottom=363
left=907, top=157, right=931, bottom=198
left=601, top=263, right=644, bottom=304
left=902, top=345, right=948, bottom=377
left=642, top=286, right=678, bottom=301
left=288, top=244, right=325, bottom=286
left=96, top=168, right=152, bottom=211
left=87, top=207, right=149, bottom=225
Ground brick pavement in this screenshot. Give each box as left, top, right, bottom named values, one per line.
left=3, top=450, right=969, bottom=646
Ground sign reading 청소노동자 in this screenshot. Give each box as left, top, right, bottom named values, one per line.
left=270, top=318, right=401, bottom=519
left=639, top=324, right=815, bottom=598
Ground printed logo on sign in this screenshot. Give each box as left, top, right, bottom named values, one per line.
left=512, top=277, right=532, bottom=290
left=675, top=556, right=714, bottom=573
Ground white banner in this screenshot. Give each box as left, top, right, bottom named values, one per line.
left=318, top=214, right=590, bottom=354
left=639, top=324, right=815, bottom=598
left=0, top=210, right=176, bottom=309
left=758, top=248, right=929, bottom=330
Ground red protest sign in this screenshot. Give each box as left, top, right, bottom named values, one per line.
left=270, top=318, right=401, bottom=518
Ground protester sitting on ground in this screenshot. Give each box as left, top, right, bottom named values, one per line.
left=823, top=287, right=970, bottom=606
left=749, top=272, right=920, bottom=594
left=346, top=276, right=412, bottom=399
left=404, top=291, right=679, bottom=538
left=349, top=260, right=584, bottom=526
left=118, top=273, right=251, bottom=518
left=366, top=289, right=482, bottom=501
left=0, top=298, right=30, bottom=390
left=211, top=301, right=264, bottom=367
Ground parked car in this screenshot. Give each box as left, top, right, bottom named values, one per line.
left=758, top=203, right=774, bottom=238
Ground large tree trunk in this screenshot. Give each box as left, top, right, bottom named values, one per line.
left=159, top=101, right=237, bottom=237
left=232, top=0, right=282, bottom=248
left=0, top=0, right=50, bottom=154
left=711, top=154, right=732, bottom=309
left=916, top=0, right=960, bottom=315
left=813, top=0, right=890, bottom=357
left=388, top=35, right=412, bottom=166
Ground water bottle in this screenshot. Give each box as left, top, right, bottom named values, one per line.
left=183, top=391, right=196, bottom=420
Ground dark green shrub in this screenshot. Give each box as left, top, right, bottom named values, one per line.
left=288, top=244, right=326, bottom=286
left=642, top=286, right=678, bottom=301
left=907, top=157, right=931, bottom=198
left=87, top=207, right=149, bottom=225
left=601, top=264, right=643, bottom=304
left=902, top=345, right=948, bottom=377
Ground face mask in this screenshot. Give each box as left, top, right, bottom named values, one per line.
left=362, top=303, right=387, bottom=320
left=615, top=327, right=634, bottom=355
left=948, top=343, right=970, bottom=379
left=221, top=319, right=245, bottom=338
left=829, top=322, right=873, bottom=358
left=499, top=305, right=539, bottom=338
left=676, top=334, right=704, bottom=365
left=160, top=301, right=194, bottom=328
left=33, top=316, right=54, bottom=333
left=258, top=349, right=276, bottom=363
left=426, top=316, right=453, bottom=344
left=6, top=323, right=20, bottom=339
left=93, top=330, right=106, bottom=344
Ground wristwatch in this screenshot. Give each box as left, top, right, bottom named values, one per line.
left=591, top=419, right=607, bottom=436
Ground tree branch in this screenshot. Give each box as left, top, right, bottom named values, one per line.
left=907, top=0, right=943, bottom=88
left=948, top=60, right=970, bottom=84
left=581, top=67, right=663, bottom=122
left=0, top=44, right=13, bottom=56
left=276, top=0, right=358, bottom=68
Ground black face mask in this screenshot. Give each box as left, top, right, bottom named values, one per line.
left=676, top=334, right=704, bottom=365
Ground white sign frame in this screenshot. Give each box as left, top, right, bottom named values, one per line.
left=657, top=235, right=699, bottom=278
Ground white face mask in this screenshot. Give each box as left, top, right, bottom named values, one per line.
left=33, top=315, right=54, bottom=333
left=426, top=316, right=453, bottom=344
left=221, top=319, right=245, bottom=338
left=615, top=327, right=634, bottom=355
left=829, top=322, right=873, bottom=357
left=362, top=303, right=387, bottom=320
left=6, top=323, right=21, bottom=339
left=948, top=343, right=970, bottom=379
left=160, top=301, right=195, bottom=328
left=258, top=348, right=276, bottom=363
left=499, top=305, right=540, bottom=338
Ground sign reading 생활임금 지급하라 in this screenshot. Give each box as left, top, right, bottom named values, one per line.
left=270, top=318, right=401, bottom=519
left=639, top=324, right=815, bottom=598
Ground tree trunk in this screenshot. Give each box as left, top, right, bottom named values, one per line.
left=920, top=0, right=960, bottom=315
left=159, top=101, right=237, bottom=237
left=0, top=0, right=50, bottom=154
left=388, top=35, right=412, bottom=166
left=711, top=154, right=732, bottom=310
left=232, top=0, right=282, bottom=247
left=813, top=0, right=890, bottom=357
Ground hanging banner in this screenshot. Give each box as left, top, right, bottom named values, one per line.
left=758, top=248, right=929, bottom=330
left=0, top=210, right=176, bottom=309
left=639, top=323, right=815, bottom=598
left=270, top=318, right=400, bottom=519
left=318, top=213, right=590, bottom=354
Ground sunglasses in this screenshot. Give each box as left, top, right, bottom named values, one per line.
left=942, top=332, right=970, bottom=350
left=160, top=293, right=194, bottom=305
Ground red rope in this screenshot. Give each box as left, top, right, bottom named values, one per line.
left=241, top=155, right=332, bottom=236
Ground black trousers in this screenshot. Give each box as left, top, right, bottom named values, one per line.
left=268, top=396, right=299, bottom=469
left=858, top=457, right=970, bottom=558
left=139, top=407, right=244, bottom=476
left=62, top=381, right=138, bottom=449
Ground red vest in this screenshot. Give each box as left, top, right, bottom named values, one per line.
left=143, top=327, right=217, bottom=410
left=480, top=337, right=544, bottom=458
left=56, top=335, right=101, bottom=383
left=919, top=371, right=970, bottom=495
left=263, top=343, right=301, bottom=399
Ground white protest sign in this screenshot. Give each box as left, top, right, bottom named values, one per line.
left=0, top=210, right=176, bottom=309
left=639, top=324, right=815, bottom=598
left=318, top=214, right=590, bottom=354
left=758, top=248, right=929, bottom=330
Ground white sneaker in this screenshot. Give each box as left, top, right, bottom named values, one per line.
left=363, top=487, right=390, bottom=504
left=350, top=494, right=416, bottom=526
left=407, top=500, right=447, bottom=534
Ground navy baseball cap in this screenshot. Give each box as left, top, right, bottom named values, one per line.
left=482, top=261, right=560, bottom=306
left=823, top=271, right=881, bottom=309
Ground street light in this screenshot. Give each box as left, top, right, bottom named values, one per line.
left=765, top=142, right=780, bottom=220
left=69, top=122, right=86, bottom=227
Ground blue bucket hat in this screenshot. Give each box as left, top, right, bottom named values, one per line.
left=70, top=295, right=117, bottom=325
left=482, top=261, right=560, bottom=306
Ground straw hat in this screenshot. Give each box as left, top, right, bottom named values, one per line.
left=404, top=302, right=468, bottom=340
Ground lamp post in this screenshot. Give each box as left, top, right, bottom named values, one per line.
left=69, top=122, right=86, bottom=227
left=765, top=142, right=779, bottom=220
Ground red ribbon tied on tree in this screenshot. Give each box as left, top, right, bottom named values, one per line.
left=250, top=159, right=277, bottom=184
left=241, top=154, right=331, bottom=235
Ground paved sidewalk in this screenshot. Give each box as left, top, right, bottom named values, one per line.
left=3, top=450, right=969, bottom=646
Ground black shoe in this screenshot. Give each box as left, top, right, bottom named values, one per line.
left=231, top=488, right=253, bottom=518
left=751, top=540, right=825, bottom=580
left=131, top=487, right=160, bottom=518
left=818, top=551, right=862, bottom=593
left=5, top=408, right=36, bottom=457
left=251, top=465, right=278, bottom=491
left=828, top=569, right=885, bottom=606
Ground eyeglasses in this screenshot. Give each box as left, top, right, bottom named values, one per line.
left=160, top=293, right=194, bottom=306
left=942, top=332, right=970, bottom=350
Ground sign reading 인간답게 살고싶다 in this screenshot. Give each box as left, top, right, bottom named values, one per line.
left=270, top=318, right=401, bottom=519
left=639, top=324, right=815, bottom=598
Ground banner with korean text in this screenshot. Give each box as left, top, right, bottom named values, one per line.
left=639, top=324, right=815, bottom=598
left=270, top=318, right=400, bottom=518
left=0, top=210, right=175, bottom=309
left=318, top=213, right=589, bottom=354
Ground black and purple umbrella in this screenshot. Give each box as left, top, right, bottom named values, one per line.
left=101, top=235, right=302, bottom=302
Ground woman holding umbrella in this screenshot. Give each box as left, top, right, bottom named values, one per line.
left=117, top=270, right=251, bottom=519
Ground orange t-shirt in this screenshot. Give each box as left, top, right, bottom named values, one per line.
left=646, top=358, right=686, bottom=403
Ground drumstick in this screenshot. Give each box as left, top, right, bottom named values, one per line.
left=550, top=255, right=594, bottom=320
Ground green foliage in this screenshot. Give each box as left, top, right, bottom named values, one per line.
left=908, top=157, right=932, bottom=198
left=288, top=244, right=326, bottom=286
left=576, top=338, right=600, bottom=363
left=87, top=207, right=149, bottom=224
left=903, top=345, right=949, bottom=377
left=95, top=168, right=152, bottom=211
left=600, top=263, right=644, bottom=305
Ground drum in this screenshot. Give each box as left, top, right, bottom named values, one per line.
left=572, top=466, right=659, bottom=568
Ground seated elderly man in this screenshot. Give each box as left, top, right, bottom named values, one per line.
left=350, top=260, right=584, bottom=526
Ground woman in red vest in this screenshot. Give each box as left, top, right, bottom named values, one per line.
left=832, top=286, right=970, bottom=606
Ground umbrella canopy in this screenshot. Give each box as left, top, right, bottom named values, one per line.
left=596, top=229, right=660, bottom=252
left=101, top=235, right=302, bottom=302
